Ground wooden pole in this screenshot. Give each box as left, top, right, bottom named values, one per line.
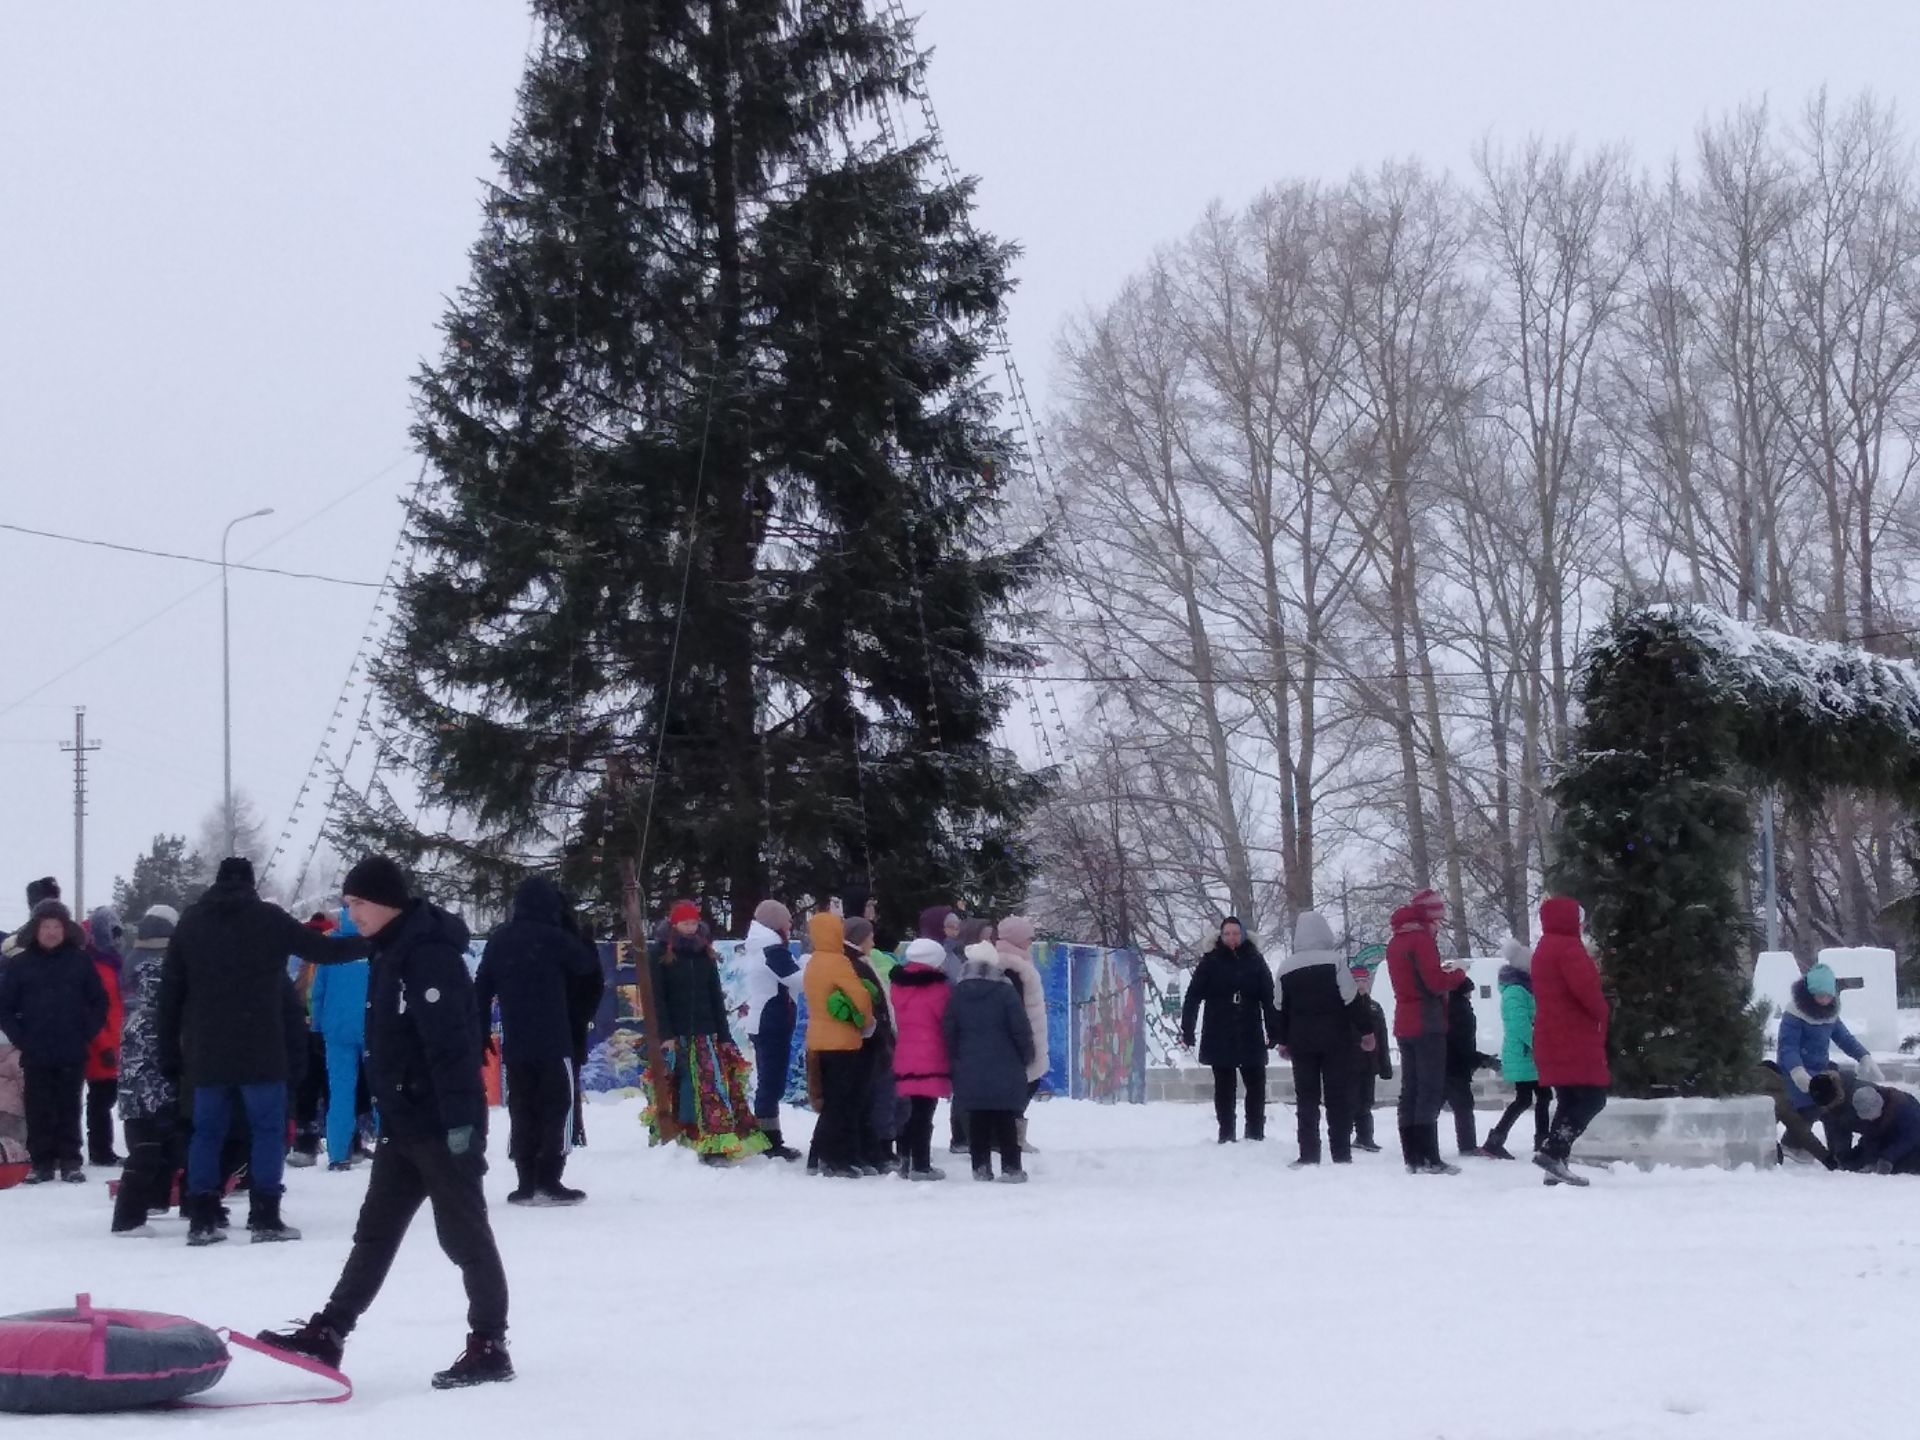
left=613, top=759, right=681, bottom=1144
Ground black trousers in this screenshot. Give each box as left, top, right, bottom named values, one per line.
left=112, top=1114, right=181, bottom=1230
left=813, top=1051, right=867, bottom=1172
left=1444, top=1072, right=1478, bottom=1153
left=292, top=1034, right=328, bottom=1155
left=1290, top=1045, right=1353, bottom=1162
left=1396, top=1037, right=1446, bottom=1126
left=968, top=1109, right=1021, bottom=1175
left=505, top=1059, right=572, bottom=1184
left=1211, top=1063, right=1266, bottom=1139
left=87, top=1078, right=119, bottom=1161
left=950, top=1103, right=970, bottom=1151
left=1544, top=1085, right=1608, bottom=1161
left=323, top=1137, right=509, bottom=1341
left=1487, top=1081, right=1552, bottom=1151
left=1348, top=1065, right=1379, bottom=1145
left=24, top=1064, right=83, bottom=1170
left=902, top=1094, right=939, bottom=1171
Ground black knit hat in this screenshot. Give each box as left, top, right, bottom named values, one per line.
left=343, top=855, right=410, bottom=910
left=215, top=857, right=255, bottom=888
left=25, top=876, right=59, bottom=908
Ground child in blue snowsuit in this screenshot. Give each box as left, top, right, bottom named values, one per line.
left=308, top=909, right=370, bottom=1169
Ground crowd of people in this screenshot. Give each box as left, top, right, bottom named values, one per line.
left=635, top=893, right=1050, bottom=1183
left=0, top=858, right=1910, bottom=1391
left=1180, top=889, right=1610, bottom=1186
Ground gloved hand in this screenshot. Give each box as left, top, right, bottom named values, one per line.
left=1790, top=1066, right=1813, bottom=1093
left=1360, top=1034, right=1376, bottom=1053
left=447, top=1126, right=475, bottom=1156
left=98, top=1049, right=116, bottom=1070
left=1857, top=1055, right=1886, bottom=1083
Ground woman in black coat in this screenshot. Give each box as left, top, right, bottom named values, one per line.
left=1180, top=918, right=1278, bottom=1143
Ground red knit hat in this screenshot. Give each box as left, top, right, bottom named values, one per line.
left=668, top=900, right=701, bottom=926
left=1410, top=887, right=1445, bottom=917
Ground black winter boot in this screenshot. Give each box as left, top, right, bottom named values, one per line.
left=432, top=1335, right=514, bottom=1390
left=763, top=1126, right=802, bottom=1163
left=507, top=1161, right=536, bottom=1206
left=1416, top=1125, right=1461, bottom=1176
left=248, top=1189, right=302, bottom=1243
left=257, top=1314, right=346, bottom=1370
left=186, top=1193, right=227, bottom=1247
left=535, top=1158, right=586, bottom=1206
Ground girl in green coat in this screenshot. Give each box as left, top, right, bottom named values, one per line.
left=1482, top=936, right=1551, bottom=1159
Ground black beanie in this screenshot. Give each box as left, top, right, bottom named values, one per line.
left=25, top=876, right=59, bottom=908
left=343, top=855, right=410, bottom=910
left=215, top=857, right=256, bottom=888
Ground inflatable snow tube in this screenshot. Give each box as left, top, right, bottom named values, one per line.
left=0, top=1295, right=228, bottom=1414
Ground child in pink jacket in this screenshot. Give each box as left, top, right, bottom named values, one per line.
left=890, top=938, right=953, bottom=1181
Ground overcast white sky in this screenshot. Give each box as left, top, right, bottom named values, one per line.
left=3, top=1, right=1916, bottom=930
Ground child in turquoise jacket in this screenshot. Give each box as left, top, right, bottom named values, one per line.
left=1482, top=936, right=1550, bottom=1159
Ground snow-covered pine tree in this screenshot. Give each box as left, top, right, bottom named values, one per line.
left=350, top=0, right=1044, bottom=926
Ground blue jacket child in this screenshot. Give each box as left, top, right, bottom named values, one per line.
left=1777, top=963, right=1873, bottom=1112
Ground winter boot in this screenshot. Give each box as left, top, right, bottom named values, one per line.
left=186, top=1193, right=228, bottom=1247
left=285, top=1149, right=318, bottom=1170
left=763, top=1126, right=802, bottom=1163
left=507, top=1162, right=537, bottom=1206
left=257, top=1315, right=346, bottom=1371
left=248, top=1189, right=302, bottom=1243
left=110, top=1177, right=151, bottom=1235
left=908, top=1166, right=947, bottom=1182
left=21, top=1165, right=53, bottom=1185
left=1399, top=1124, right=1422, bottom=1173
left=1417, top=1125, right=1462, bottom=1176
left=432, top=1335, right=514, bottom=1390
left=972, top=1166, right=996, bottom=1182
left=1533, top=1150, right=1589, bottom=1187
left=60, top=1165, right=86, bottom=1184
left=997, top=1170, right=1029, bottom=1184
left=535, top=1159, right=586, bottom=1206
left=1016, top=1116, right=1039, bottom=1155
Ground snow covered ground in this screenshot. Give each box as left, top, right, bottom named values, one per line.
left=8, top=1097, right=1918, bottom=1439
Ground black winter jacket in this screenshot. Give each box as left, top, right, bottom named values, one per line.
left=475, top=877, right=605, bottom=1066
left=942, top=959, right=1034, bottom=1113
left=0, top=927, right=108, bottom=1068
left=157, top=876, right=369, bottom=1086
left=1180, top=940, right=1277, bottom=1068
left=1444, top=984, right=1495, bottom=1081
left=1356, top=996, right=1393, bottom=1080
left=652, top=933, right=731, bottom=1040
left=363, top=900, right=487, bottom=1142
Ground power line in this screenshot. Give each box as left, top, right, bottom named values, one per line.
left=0, top=522, right=383, bottom=587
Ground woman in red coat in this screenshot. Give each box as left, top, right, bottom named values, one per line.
left=83, top=907, right=127, bottom=1167
left=1530, top=896, right=1609, bottom=1187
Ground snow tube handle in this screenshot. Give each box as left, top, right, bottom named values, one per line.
left=174, top=1331, right=353, bottom=1409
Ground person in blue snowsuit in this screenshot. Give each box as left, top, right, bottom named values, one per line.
left=308, top=909, right=370, bottom=1170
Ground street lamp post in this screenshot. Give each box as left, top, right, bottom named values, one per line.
left=222, top=507, right=275, bottom=856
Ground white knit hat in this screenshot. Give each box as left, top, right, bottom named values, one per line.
left=904, top=938, right=946, bottom=968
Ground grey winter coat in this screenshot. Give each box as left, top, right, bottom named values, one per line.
left=942, top=957, right=1035, bottom=1113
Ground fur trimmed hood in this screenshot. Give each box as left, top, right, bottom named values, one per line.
left=1787, top=980, right=1841, bottom=1027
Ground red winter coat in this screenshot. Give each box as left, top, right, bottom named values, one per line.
left=85, top=954, right=125, bottom=1082
left=1531, top=897, right=1609, bottom=1088
left=1386, top=906, right=1467, bottom=1039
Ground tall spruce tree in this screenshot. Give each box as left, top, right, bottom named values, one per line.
left=350, top=0, right=1044, bottom=926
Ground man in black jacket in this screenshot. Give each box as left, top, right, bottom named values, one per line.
left=157, top=857, right=368, bottom=1244
left=474, top=875, right=604, bottom=1207
left=260, top=856, right=512, bottom=1392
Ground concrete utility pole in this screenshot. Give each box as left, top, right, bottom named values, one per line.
left=59, top=707, right=101, bottom=914
left=222, top=506, right=274, bottom=854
